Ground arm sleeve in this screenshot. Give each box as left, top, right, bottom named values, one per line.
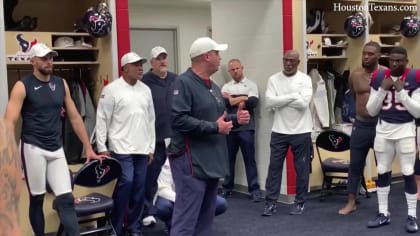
left=397, top=87, right=420, bottom=118
left=172, top=79, right=218, bottom=134
left=244, top=96, right=258, bottom=109
left=157, top=166, right=176, bottom=202
left=147, top=89, right=156, bottom=153
left=265, top=77, right=295, bottom=109
left=288, top=77, right=312, bottom=110
left=366, top=87, right=387, bottom=117
left=95, top=87, right=114, bottom=153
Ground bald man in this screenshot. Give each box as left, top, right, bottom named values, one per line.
left=263, top=50, right=313, bottom=216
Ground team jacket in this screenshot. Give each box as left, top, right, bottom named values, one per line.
left=170, top=68, right=235, bottom=179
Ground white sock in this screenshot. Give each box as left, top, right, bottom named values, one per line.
left=406, top=192, right=417, bottom=218
left=377, top=185, right=390, bottom=215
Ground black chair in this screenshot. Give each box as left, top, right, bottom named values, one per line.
left=55, top=158, right=122, bottom=236
left=315, top=129, right=369, bottom=200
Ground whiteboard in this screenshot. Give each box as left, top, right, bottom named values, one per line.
left=130, top=28, right=178, bottom=73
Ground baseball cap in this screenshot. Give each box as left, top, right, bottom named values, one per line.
left=189, top=37, right=228, bottom=59
left=29, top=43, right=58, bottom=58
left=53, top=37, right=74, bottom=48
left=121, top=52, right=147, bottom=68
left=150, top=46, right=167, bottom=58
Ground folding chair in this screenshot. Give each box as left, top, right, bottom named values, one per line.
left=315, top=129, right=369, bottom=201
left=55, top=158, right=122, bottom=235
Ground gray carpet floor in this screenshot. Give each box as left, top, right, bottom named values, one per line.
left=143, top=181, right=417, bottom=236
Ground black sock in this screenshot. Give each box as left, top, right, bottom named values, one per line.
left=29, top=194, right=45, bottom=236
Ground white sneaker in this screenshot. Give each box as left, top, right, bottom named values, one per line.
left=142, top=215, right=156, bottom=227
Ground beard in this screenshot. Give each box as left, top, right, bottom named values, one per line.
left=38, top=67, right=52, bottom=76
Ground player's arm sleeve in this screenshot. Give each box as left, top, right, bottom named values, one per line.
left=397, top=87, right=420, bottom=118
left=366, top=87, right=387, bottom=117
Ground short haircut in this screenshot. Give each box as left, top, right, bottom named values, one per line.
left=390, top=46, right=408, bottom=57
left=364, top=41, right=381, bottom=52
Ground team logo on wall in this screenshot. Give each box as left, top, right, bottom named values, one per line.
left=306, top=40, right=317, bottom=57
left=7, top=33, right=38, bottom=62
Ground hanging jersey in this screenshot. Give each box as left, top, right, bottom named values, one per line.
left=21, top=74, right=65, bottom=151
left=370, top=68, right=420, bottom=124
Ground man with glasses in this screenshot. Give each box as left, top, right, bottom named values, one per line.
left=4, top=43, right=105, bottom=236
left=262, top=50, right=313, bottom=216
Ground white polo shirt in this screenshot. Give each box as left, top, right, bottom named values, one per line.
left=221, top=77, right=258, bottom=97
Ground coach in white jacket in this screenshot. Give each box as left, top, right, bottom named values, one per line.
left=262, top=50, right=313, bottom=217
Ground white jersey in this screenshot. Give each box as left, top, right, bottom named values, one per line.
left=96, top=77, right=156, bottom=154
left=265, top=71, right=313, bottom=134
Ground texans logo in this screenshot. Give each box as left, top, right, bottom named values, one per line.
left=16, top=34, right=37, bottom=53
left=95, top=165, right=111, bottom=183
left=328, top=135, right=343, bottom=148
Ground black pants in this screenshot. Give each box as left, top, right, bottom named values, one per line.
left=144, top=141, right=167, bottom=215
left=265, top=132, right=311, bottom=204
left=347, top=118, right=377, bottom=194
left=223, top=130, right=260, bottom=193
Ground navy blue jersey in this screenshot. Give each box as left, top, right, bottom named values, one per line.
left=21, top=74, right=65, bottom=151
left=371, top=68, right=420, bottom=123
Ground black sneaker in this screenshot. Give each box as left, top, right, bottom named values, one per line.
left=406, top=216, right=418, bottom=233
left=289, top=203, right=304, bottom=215
left=367, top=213, right=391, bottom=228
left=262, top=202, right=278, bottom=216
left=251, top=190, right=263, bottom=202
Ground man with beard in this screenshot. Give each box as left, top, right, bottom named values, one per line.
left=366, top=47, right=420, bottom=233
left=339, top=41, right=387, bottom=215
left=4, top=43, right=105, bottom=236
left=141, top=46, right=177, bottom=226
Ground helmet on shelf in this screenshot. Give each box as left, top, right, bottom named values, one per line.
left=400, top=15, right=419, bottom=38
left=344, top=12, right=366, bottom=38
left=82, top=2, right=112, bottom=38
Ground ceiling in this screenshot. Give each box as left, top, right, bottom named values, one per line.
left=129, top=0, right=211, bottom=9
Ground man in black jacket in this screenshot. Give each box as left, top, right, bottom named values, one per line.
left=168, top=37, right=249, bottom=236
left=142, top=46, right=177, bottom=226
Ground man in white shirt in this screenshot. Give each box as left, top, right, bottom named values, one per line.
left=220, top=59, right=262, bottom=202
left=96, top=52, right=156, bottom=236
left=262, top=50, right=313, bottom=216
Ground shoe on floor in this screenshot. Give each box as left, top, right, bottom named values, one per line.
left=289, top=203, right=304, bottom=215
left=367, top=213, right=391, bottom=228
left=142, top=215, right=156, bottom=227
left=219, top=189, right=233, bottom=198
left=406, top=215, right=418, bottom=233
left=251, top=190, right=263, bottom=202
left=262, top=202, right=277, bottom=216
